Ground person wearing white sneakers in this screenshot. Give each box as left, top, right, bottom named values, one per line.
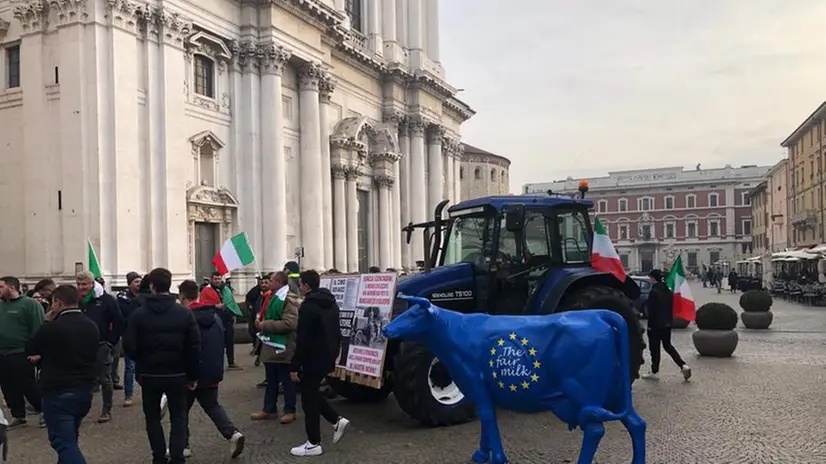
left=289, top=270, right=350, bottom=457
left=642, top=269, right=692, bottom=382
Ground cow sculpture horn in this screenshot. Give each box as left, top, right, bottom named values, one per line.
left=399, top=294, right=433, bottom=311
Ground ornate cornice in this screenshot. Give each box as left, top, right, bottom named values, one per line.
left=427, top=124, right=445, bottom=143
left=260, top=42, right=291, bottom=76
left=344, top=165, right=361, bottom=181
left=369, top=152, right=400, bottom=165
left=444, top=97, right=476, bottom=123
left=408, top=116, right=426, bottom=137
left=299, top=62, right=323, bottom=91
left=157, top=8, right=192, bottom=47
left=374, top=174, right=395, bottom=188
left=319, top=72, right=337, bottom=103
left=331, top=164, right=348, bottom=179
left=14, top=0, right=48, bottom=32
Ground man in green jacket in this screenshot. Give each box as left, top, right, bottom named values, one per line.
left=0, top=276, right=45, bottom=428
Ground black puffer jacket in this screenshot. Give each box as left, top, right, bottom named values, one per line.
left=647, top=281, right=674, bottom=329
left=123, top=294, right=201, bottom=381
left=291, top=288, right=341, bottom=376
left=81, top=292, right=123, bottom=346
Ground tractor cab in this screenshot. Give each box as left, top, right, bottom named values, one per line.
left=399, top=190, right=639, bottom=317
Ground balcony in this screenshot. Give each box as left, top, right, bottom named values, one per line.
left=790, top=210, right=818, bottom=227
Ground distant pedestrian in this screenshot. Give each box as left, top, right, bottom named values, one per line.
left=28, top=284, right=99, bottom=463
left=251, top=272, right=299, bottom=424
left=177, top=281, right=245, bottom=459
left=0, top=276, right=44, bottom=429
left=728, top=270, right=738, bottom=293
left=123, top=268, right=201, bottom=464
left=642, top=270, right=692, bottom=382
left=289, top=270, right=349, bottom=457
left=77, top=271, right=123, bottom=424
left=116, top=272, right=143, bottom=407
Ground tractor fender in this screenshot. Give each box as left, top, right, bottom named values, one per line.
left=534, top=268, right=640, bottom=315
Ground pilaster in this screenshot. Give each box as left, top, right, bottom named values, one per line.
left=408, top=115, right=427, bottom=266
left=299, top=62, right=324, bottom=270
left=426, top=124, right=445, bottom=212
left=260, top=43, right=291, bottom=271
left=332, top=164, right=348, bottom=271
left=344, top=166, right=361, bottom=273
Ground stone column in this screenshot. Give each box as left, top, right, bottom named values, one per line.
left=299, top=63, right=324, bottom=270
left=159, top=9, right=192, bottom=274
left=407, top=0, right=424, bottom=69
left=376, top=175, right=394, bottom=269
left=345, top=167, right=360, bottom=273
left=408, top=117, right=427, bottom=266
left=382, top=0, right=400, bottom=62
left=319, top=74, right=337, bottom=270
left=392, top=158, right=403, bottom=269
left=453, top=151, right=462, bottom=202
left=332, top=165, right=348, bottom=270
left=444, top=141, right=455, bottom=204
left=260, top=44, right=291, bottom=271
left=238, top=41, right=262, bottom=267
left=427, top=125, right=445, bottom=213
left=425, top=0, right=440, bottom=62
left=398, top=119, right=411, bottom=269
left=367, top=0, right=383, bottom=55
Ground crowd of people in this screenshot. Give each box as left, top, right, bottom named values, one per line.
left=0, top=260, right=351, bottom=463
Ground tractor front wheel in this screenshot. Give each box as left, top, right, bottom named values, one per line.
left=392, top=342, right=477, bottom=426
left=560, top=285, right=645, bottom=381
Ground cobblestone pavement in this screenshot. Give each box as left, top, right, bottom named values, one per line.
left=8, top=283, right=826, bottom=463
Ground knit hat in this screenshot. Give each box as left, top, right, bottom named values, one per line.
left=648, top=269, right=664, bottom=282
left=126, top=272, right=141, bottom=284
left=283, top=261, right=300, bottom=274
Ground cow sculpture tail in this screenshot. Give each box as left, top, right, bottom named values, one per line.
left=576, top=310, right=633, bottom=425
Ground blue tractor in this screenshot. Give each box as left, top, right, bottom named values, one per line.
left=327, top=189, right=645, bottom=426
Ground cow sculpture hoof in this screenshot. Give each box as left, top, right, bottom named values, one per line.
left=471, top=449, right=489, bottom=463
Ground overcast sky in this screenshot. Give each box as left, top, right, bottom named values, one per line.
left=441, top=0, right=826, bottom=192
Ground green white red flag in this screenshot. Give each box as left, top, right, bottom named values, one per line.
left=666, top=255, right=696, bottom=321
left=591, top=217, right=627, bottom=283
left=212, top=233, right=255, bottom=275
left=87, top=239, right=103, bottom=279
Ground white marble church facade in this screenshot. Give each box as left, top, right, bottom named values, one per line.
left=0, top=0, right=473, bottom=287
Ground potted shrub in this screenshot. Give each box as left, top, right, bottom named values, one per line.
left=739, top=290, right=773, bottom=329
left=692, top=302, right=739, bottom=357
left=672, top=317, right=690, bottom=329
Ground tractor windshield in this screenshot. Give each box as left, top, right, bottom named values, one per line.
left=442, top=214, right=494, bottom=268
left=557, top=209, right=591, bottom=263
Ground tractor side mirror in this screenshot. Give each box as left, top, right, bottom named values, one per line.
left=505, top=204, right=525, bottom=232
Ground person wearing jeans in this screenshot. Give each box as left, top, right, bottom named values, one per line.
left=642, top=269, right=692, bottom=382
left=77, top=272, right=123, bottom=424
left=28, top=284, right=99, bottom=463
left=289, top=271, right=349, bottom=457
left=251, top=272, right=299, bottom=424
left=116, top=272, right=143, bottom=407
left=0, top=276, right=45, bottom=429
left=124, top=268, right=201, bottom=464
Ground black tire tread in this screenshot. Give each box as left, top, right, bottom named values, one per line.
left=560, top=285, right=645, bottom=381
left=392, top=342, right=477, bottom=426
left=327, top=377, right=392, bottom=403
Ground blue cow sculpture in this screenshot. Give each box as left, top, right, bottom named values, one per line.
left=383, top=295, right=646, bottom=464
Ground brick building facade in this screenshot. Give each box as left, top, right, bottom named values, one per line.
left=524, top=165, right=771, bottom=273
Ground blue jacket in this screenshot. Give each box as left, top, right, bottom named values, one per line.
left=190, top=304, right=225, bottom=387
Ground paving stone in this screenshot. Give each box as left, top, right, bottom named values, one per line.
left=8, top=284, right=826, bottom=463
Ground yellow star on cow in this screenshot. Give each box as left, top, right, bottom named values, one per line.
left=498, top=381, right=504, bottom=389
left=492, top=372, right=497, bottom=379
left=509, top=384, right=517, bottom=392
left=489, top=360, right=494, bottom=367
left=497, top=338, right=505, bottom=346
left=521, top=381, right=530, bottom=390
left=521, top=337, right=529, bottom=346
left=529, top=348, right=537, bottom=356
left=533, top=360, right=541, bottom=368
left=490, top=347, right=496, bottom=355
left=531, top=373, right=539, bottom=383
left=509, top=332, right=517, bottom=340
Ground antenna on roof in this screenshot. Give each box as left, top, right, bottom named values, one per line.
left=696, top=163, right=701, bottom=171
left=547, top=189, right=554, bottom=196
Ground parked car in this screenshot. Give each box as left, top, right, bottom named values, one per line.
left=630, top=276, right=652, bottom=318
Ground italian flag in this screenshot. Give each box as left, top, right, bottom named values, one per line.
left=87, top=239, right=103, bottom=279
left=212, top=233, right=255, bottom=275
left=666, top=255, right=696, bottom=322
left=591, top=217, right=627, bottom=283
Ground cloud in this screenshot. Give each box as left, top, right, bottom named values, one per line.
left=441, top=0, right=826, bottom=191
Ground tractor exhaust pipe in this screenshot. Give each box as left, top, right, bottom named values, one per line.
left=429, top=199, right=451, bottom=269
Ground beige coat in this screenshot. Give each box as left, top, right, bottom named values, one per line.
left=258, top=292, right=301, bottom=364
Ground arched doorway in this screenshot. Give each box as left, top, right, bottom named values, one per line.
left=187, top=185, right=239, bottom=282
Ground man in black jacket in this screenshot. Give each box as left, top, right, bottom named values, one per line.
left=114, top=271, right=142, bottom=405
left=28, top=284, right=99, bottom=463
left=123, top=268, right=201, bottom=464
left=77, top=271, right=123, bottom=424
left=642, top=269, right=692, bottom=381
left=289, top=270, right=349, bottom=457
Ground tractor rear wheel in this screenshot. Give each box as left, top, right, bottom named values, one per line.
left=392, top=342, right=477, bottom=426
left=560, top=285, right=645, bottom=381
left=327, top=378, right=392, bottom=403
